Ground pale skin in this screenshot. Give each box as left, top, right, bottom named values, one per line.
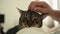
left=28, top=1, right=60, bottom=22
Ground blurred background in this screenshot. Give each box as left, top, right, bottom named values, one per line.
left=0, top=0, right=60, bottom=34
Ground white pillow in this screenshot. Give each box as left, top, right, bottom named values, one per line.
left=16, top=27, right=50, bottom=34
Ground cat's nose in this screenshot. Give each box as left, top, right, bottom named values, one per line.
left=28, top=24, right=32, bottom=27
left=29, top=25, right=31, bottom=27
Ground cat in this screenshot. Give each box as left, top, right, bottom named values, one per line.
left=17, top=8, right=48, bottom=28
left=18, top=9, right=43, bottom=28
left=2, top=8, right=47, bottom=34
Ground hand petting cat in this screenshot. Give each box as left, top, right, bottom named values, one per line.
left=28, top=1, right=60, bottom=22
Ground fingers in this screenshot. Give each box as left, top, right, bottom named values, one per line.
left=34, top=7, right=44, bottom=13
left=28, top=1, right=51, bottom=14
left=28, top=1, right=52, bottom=14
left=28, top=1, right=44, bottom=11
left=28, top=1, right=36, bottom=11
left=41, top=1, right=51, bottom=8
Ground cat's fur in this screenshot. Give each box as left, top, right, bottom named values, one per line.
left=19, top=10, right=42, bottom=28
left=17, top=8, right=47, bottom=28
left=2, top=8, right=47, bottom=34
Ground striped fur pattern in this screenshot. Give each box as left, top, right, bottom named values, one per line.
left=17, top=8, right=46, bottom=28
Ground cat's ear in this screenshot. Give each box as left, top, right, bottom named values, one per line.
left=17, top=8, right=24, bottom=14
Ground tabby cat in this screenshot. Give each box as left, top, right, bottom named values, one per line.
left=2, top=8, right=47, bottom=34
left=18, top=8, right=43, bottom=28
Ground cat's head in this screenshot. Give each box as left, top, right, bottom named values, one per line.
left=17, top=8, right=47, bottom=28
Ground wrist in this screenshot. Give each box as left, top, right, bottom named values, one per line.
left=48, top=9, right=55, bottom=16
left=49, top=9, right=54, bottom=13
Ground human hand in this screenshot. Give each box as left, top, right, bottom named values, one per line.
left=28, top=1, right=53, bottom=14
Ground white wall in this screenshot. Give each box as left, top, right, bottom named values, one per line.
left=58, top=0, right=60, bottom=10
